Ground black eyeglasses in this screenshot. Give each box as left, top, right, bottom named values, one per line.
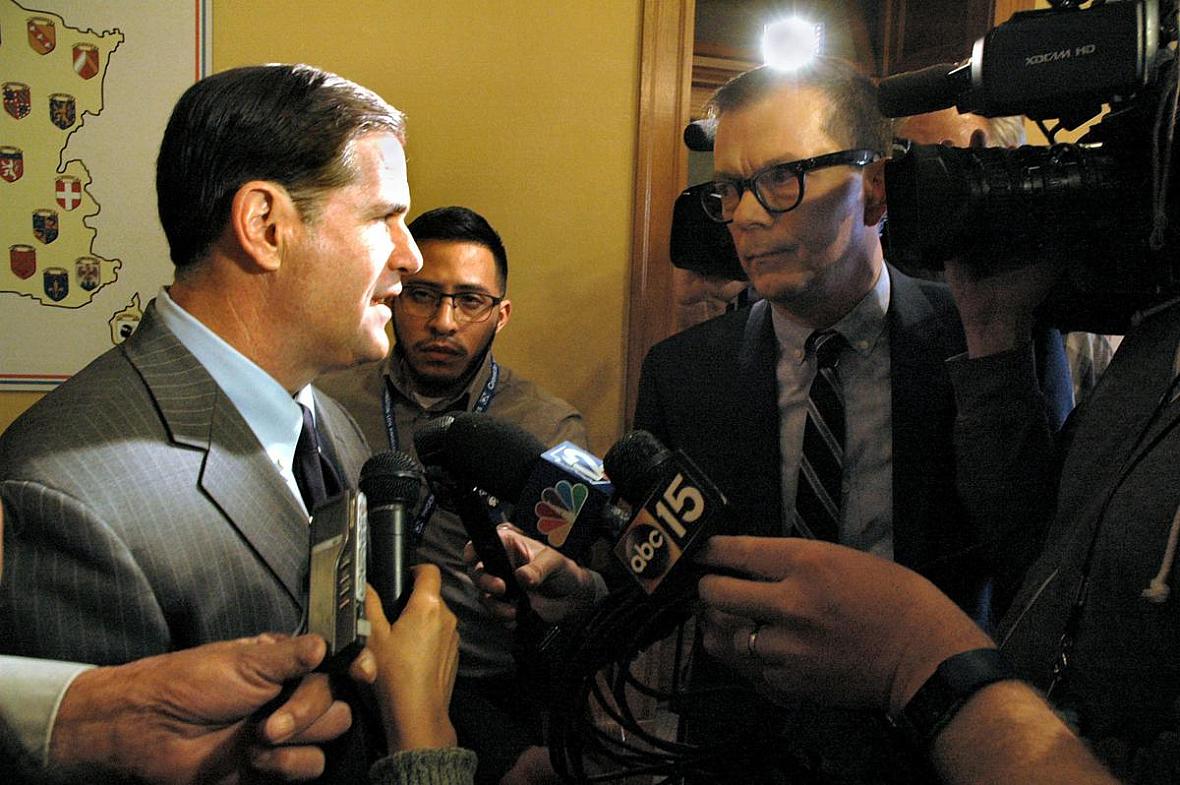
left=397, top=283, right=504, bottom=324
left=701, top=148, right=881, bottom=224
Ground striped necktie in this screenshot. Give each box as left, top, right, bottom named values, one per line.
left=793, top=329, right=845, bottom=542
left=294, top=403, right=342, bottom=513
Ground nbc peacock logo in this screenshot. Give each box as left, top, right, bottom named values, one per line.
left=534, top=480, right=588, bottom=548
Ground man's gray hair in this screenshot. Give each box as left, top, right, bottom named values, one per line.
left=987, top=115, right=1027, bottom=148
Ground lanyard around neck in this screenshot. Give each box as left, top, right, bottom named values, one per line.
left=380, top=357, right=500, bottom=539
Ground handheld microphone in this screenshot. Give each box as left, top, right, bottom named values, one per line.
left=602, top=430, right=728, bottom=595
left=437, top=412, right=626, bottom=562
left=358, top=451, right=423, bottom=619
left=602, top=429, right=675, bottom=507
left=413, top=415, right=525, bottom=602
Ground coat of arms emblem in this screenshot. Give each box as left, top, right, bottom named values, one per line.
left=0, top=147, right=23, bottom=183
left=27, top=17, right=56, bottom=55
left=44, top=267, right=69, bottom=302
left=76, top=257, right=100, bottom=291
left=3, top=83, right=31, bottom=120
left=56, top=177, right=82, bottom=210
left=10, top=245, right=36, bottom=280
left=73, top=43, right=99, bottom=79
left=49, top=93, right=76, bottom=130
left=33, top=209, right=59, bottom=244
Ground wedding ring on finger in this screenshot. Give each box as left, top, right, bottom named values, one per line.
left=747, top=622, right=763, bottom=658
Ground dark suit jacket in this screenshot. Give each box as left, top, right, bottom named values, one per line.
left=633, top=266, right=979, bottom=783
left=634, top=265, right=981, bottom=605
left=0, top=303, right=370, bottom=665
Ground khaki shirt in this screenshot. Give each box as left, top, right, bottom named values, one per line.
left=318, top=351, right=587, bottom=676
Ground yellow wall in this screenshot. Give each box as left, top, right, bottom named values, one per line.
left=0, top=1, right=642, bottom=452
left=0, top=393, right=41, bottom=435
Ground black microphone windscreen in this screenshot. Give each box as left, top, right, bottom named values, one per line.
left=442, top=412, right=545, bottom=499
left=683, top=119, right=716, bottom=152
left=359, top=451, right=423, bottom=507
left=412, top=415, right=456, bottom=467
left=603, top=430, right=673, bottom=505
left=878, top=62, right=960, bottom=118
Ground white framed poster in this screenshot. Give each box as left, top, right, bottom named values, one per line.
left=0, top=0, right=210, bottom=390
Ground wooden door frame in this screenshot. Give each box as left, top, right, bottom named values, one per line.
left=623, top=0, right=695, bottom=431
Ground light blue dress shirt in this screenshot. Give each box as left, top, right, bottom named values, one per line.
left=155, top=287, right=317, bottom=513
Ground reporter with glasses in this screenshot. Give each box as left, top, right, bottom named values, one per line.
left=319, top=206, right=586, bottom=785
left=619, top=57, right=1010, bottom=784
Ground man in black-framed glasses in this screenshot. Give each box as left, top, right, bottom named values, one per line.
left=318, top=204, right=586, bottom=785
left=700, top=148, right=881, bottom=224
left=631, top=58, right=997, bottom=785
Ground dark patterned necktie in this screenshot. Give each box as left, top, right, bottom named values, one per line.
left=793, top=330, right=846, bottom=542
left=294, top=403, right=342, bottom=513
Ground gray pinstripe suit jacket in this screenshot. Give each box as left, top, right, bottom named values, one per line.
left=0, top=302, right=371, bottom=665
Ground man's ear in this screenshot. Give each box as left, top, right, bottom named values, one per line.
left=228, top=181, right=296, bottom=272
left=494, top=298, right=512, bottom=334
left=863, top=159, right=887, bottom=227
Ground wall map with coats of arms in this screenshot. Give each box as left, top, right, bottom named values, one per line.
left=1, top=3, right=122, bottom=309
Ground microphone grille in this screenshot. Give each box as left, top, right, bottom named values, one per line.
left=603, top=430, right=673, bottom=505
left=359, top=450, right=423, bottom=507
left=443, top=412, right=545, bottom=498
left=412, top=415, right=456, bottom=467
left=683, top=119, right=716, bottom=152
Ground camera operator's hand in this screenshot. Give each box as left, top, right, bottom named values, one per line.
left=695, top=535, right=992, bottom=716
left=944, top=256, right=1065, bottom=358
left=50, top=633, right=352, bottom=784
left=362, top=567, right=459, bottom=752
left=463, top=525, right=605, bottom=624
left=698, top=534, right=1118, bottom=785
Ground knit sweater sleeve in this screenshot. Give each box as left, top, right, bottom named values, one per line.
left=368, top=748, right=478, bottom=785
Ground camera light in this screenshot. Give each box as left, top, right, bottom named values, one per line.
left=762, top=17, right=823, bottom=72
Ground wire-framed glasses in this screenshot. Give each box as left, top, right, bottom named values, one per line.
left=397, top=283, right=504, bottom=324
left=701, top=148, right=881, bottom=224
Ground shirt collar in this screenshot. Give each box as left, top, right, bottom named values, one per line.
left=770, top=264, right=891, bottom=364
left=155, top=286, right=307, bottom=466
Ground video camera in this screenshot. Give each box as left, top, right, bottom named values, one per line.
left=882, top=0, right=1180, bottom=333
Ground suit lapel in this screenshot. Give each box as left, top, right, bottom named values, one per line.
left=314, top=392, right=369, bottom=488
left=737, top=300, right=785, bottom=535
left=202, top=393, right=308, bottom=606
left=121, top=304, right=217, bottom=450
left=886, top=269, right=958, bottom=569
left=124, top=303, right=308, bottom=608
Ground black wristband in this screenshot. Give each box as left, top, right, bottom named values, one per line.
left=888, top=648, right=1018, bottom=750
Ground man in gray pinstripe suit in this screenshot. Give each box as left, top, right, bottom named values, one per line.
left=0, top=65, right=422, bottom=686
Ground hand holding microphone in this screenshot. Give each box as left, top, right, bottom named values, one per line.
left=361, top=564, right=461, bottom=753
left=418, top=412, right=616, bottom=624
left=351, top=452, right=461, bottom=752
left=461, top=526, right=605, bottom=625
left=413, top=415, right=528, bottom=604
left=456, top=422, right=727, bottom=628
